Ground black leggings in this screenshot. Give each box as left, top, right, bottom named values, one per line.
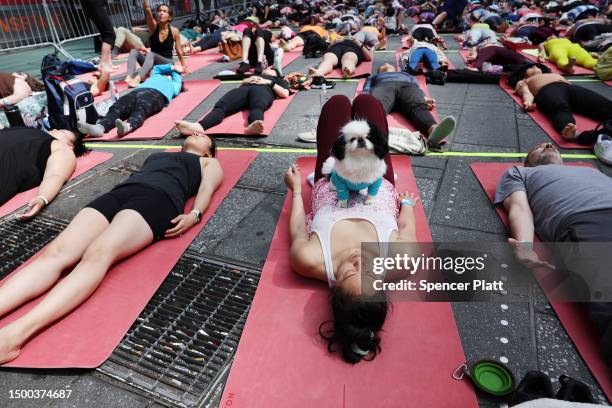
left=199, top=84, right=275, bottom=129
left=243, top=28, right=274, bottom=66
left=80, top=0, right=115, bottom=46
left=534, top=82, right=612, bottom=134
left=370, top=81, right=436, bottom=136
left=412, top=27, right=435, bottom=41
left=99, top=88, right=166, bottom=131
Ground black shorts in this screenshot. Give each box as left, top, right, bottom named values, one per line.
left=412, top=27, right=435, bottom=41
left=326, top=40, right=364, bottom=65
left=86, top=184, right=179, bottom=241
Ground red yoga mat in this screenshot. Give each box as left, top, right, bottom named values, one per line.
left=0, top=150, right=257, bottom=368
left=220, top=156, right=477, bottom=408
left=325, top=59, right=373, bottom=79
left=203, top=90, right=296, bottom=137
left=86, top=80, right=220, bottom=141
left=499, top=78, right=597, bottom=149
left=501, top=39, right=539, bottom=51
left=520, top=50, right=594, bottom=75
left=470, top=161, right=612, bottom=401
left=0, top=151, right=113, bottom=219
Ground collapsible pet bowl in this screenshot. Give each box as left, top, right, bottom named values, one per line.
left=453, top=359, right=516, bottom=396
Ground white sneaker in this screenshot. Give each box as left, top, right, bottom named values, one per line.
left=298, top=130, right=317, bottom=143
left=594, top=134, right=612, bottom=166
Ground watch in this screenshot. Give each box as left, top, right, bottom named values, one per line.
left=191, top=209, right=201, bottom=223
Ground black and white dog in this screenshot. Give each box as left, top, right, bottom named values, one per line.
left=322, top=119, right=389, bottom=208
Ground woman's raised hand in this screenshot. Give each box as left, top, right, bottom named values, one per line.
left=284, top=164, right=302, bottom=192
left=398, top=192, right=420, bottom=206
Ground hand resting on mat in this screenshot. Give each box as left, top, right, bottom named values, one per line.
left=0, top=134, right=220, bottom=364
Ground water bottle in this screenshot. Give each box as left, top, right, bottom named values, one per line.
left=274, top=48, right=283, bottom=76
left=320, top=83, right=328, bottom=107
left=109, top=79, right=118, bottom=101
left=2, top=104, right=25, bottom=127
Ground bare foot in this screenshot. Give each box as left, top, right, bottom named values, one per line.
left=561, top=123, right=577, bottom=141
left=0, top=328, right=23, bottom=364
left=279, top=39, right=290, bottom=51
left=342, top=66, right=352, bottom=79
left=175, top=120, right=205, bottom=136
left=245, top=120, right=264, bottom=135
left=127, top=76, right=141, bottom=88
left=307, top=66, right=319, bottom=77
left=562, top=57, right=576, bottom=74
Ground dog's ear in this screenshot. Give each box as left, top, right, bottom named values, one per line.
left=368, top=120, right=389, bottom=159
left=331, top=134, right=346, bottom=160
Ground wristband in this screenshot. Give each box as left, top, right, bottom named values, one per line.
left=293, top=191, right=302, bottom=198
left=190, top=209, right=201, bottom=223
left=36, top=195, right=49, bottom=206
left=519, top=241, right=534, bottom=250
left=400, top=198, right=415, bottom=207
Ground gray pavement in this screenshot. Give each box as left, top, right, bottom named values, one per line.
left=1, top=32, right=611, bottom=408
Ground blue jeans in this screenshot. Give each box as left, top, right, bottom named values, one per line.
left=409, top=48, right=440, bottom=70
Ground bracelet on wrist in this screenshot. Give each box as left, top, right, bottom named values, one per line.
left=519, top=241, right=534, bottom=250
left=37, top=195, right=49, bottom=206
left=293, top=191, right=302, bottom=197
left=400, top=198, right=415, bottom=207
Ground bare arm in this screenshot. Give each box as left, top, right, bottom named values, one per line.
left=515, top=80, right=535, bottom=111
left=271, top=81, right=290, bottom=98
left=361, top=45, right=373, bottom=61
left=1, top=77, right=32, bottom=106
left=172, top=27, right=187, bottom=68
left=395, top=192, right=419, bottom=242
left=19, top=147, right=76, bottom=220
left=164, top=158, right=223, bottom=238
left=144, top=1, right=157, bottom=34
left=503, top=191, right=535, bottom=242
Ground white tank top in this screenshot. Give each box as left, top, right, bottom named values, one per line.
left=310, top=204, right=398, bottom=287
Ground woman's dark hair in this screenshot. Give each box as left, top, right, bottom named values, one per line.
left=507, top=62, right=550, bottom=88
left=19, top=73, right=45, bottom=92
left=319, top=287, right=389, bottom=364
left=72, top=130, right=91, bottom=157
left=209, top=135, right=217, bottom=158
left=156, top=4, right=174, bottom=18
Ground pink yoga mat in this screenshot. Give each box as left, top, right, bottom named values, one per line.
left=203, top=90, right=296, bottom=137
left=520, top=51, right=594, bottom=75
left=220, top=156, right=478, bottom=408
left=0, top=150, right=257, bottom=368
left=325, top=59, right=373, bottom=79
left=470, top=162, right=612, bottom=401
left=86, top=80, right=220, bottom=141
left=0, top=151, right=113, bottom=219
left=499, top=78, right=597, bottom=149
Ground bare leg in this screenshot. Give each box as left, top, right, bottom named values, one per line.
left=242, top=36, right=252, bottom=63
left=256, top=36, right=265, bottom=63
left=100, top=42, right=113, bottom=73
left=308, top=53, right=339, bottom=76
left=432, top=11, right=447, bottom=27
left=0, top=208, right=109, bottom=319
left=0, top=209, right=153, bottom=364
left=341, top=52, right=358, bottom=78
left=280, top=36, right=304, bottom=51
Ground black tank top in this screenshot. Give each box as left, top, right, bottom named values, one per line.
left=120, top=152, right=202, bottom=212
left=0, top=127, right=53, bottom=205
left=149, top=25, right=175, bottom=59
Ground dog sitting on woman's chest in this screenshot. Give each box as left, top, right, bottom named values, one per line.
left=322, top=119, right=389, bottom=208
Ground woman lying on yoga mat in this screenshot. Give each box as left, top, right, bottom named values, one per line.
left=175, top=67, right=289, bottom=136
left=125, top=2, right=187, bottom=88
left=509, top=62, right=612, bottom=143
left=284, top=94, right=419, bottom=364
left=236, top=27, right=277, bottom=75
left=537, top=37, right=599, bottom=73
left=465, top=42, right=530, bottom=71
left=307, top=38, right=373, bottom=79
left=0, top=134, right=221, bottom=364
left=0, top=127, right=89, bottom=217
left=0, top=71, right=45, bottom=106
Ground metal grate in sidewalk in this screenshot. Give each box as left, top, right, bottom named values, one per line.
left=0, top=216, right=66, bottom=280
left=98, top=254, right=260, bottom=407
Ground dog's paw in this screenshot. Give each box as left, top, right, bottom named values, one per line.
left=364, top=195, right=376, bottom=205
left=337, top=200, right=348, bottom=208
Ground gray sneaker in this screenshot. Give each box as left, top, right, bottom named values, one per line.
left=594, top=134, right=612, bottom=166
left=115, top=119, right=133, bottom=137
left=77, top=121, right=105, bottom=137
left=428, top=116, right=456, bottom=147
